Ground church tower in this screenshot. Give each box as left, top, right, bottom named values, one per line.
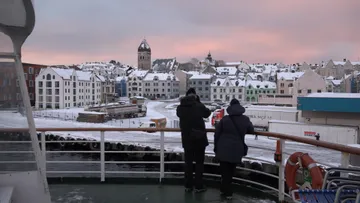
left=138, top=38, right=151, bottom=70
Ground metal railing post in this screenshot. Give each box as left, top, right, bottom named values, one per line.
left=340, top=152, right=350, bottom=178
left=41, top=131, right=46, bottom=175
left=160, top=131, right=165, bottom=182
left=100, top=131, right=105, bottom=182
left=277, top=139, right=285, bottom=202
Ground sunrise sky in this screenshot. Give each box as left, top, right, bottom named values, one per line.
left=2, top=0, right=360, bottom=66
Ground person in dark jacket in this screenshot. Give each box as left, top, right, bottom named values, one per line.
left=176, top=88, right=211, bottom=193
left=214, top=98, right=254, bottom=199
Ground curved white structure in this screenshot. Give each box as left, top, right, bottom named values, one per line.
left=0, top=0, right=51, bottom=202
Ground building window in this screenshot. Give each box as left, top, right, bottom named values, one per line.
left=29, top=80, right=33, bottom=87
left=46, top=89, right=52, bottom=94
left=16, top=79, right=19, bottom=87
left=46, top=81, right=52, bottom=87
left=55, top=89, right=59, bottom=95
left=38, top=81, right=43, bottom=87
left=39, top=96, right=43, bottom=102
left=213, top=95, right=217, bottom=99
left=55, top=81, right=59, bottom=87
left=29, top=67, right=34, bottom=74
left=16, top=93, right=20, bottom=100
left=29, top=93, right=34, bottom=100
left=298, top=90, right=302, bottom=94
left=317, top=90, right=321, bottom=93
left=55, top=96, right=59, bottom=102
left=280, top=83, right=284, bottom=87
left=280, top=90, right=284, bottom=94
left=46, top=74, right=51, bottom=80
left=214, top=89, right=216, bottom=92
left=39, top=103, right=43, bottom=109
left=307, top=89, right=312, bottom=93
left=24, top=73, right=28, bottom=80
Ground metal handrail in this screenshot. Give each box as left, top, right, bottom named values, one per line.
left=1, top=127, right=360, bottom=155
left=1, top=127, right=359, bottom=202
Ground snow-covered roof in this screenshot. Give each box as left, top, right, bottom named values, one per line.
left=326, top=76, right=335, bottom=80
left=75, top=70, right=92, bottom=81
left=189, top=74, right=213, bottom=80
left=331, top=80, right=342, bottom=86
left=277, top=72, right=304, bottom=80
left=143, top=73, right=179, bottom=81
left=138, top=39, right=151, bottom=51
left=185, top=71, right=201, bottom=75
left=152, top=58, right=178, bottom=72
left=246, top=73, right=263, bottom=80
left=52, top=68, right=74, bottom=80
left=306, top=93, right=360, bottom=98
left=211, top=77, right=245, bottom=87
left=246, top=80, right=276, bottom=89
left=216, top=66, right=238, bottom=75
left=97, top=75, right=105, bottom=82
left=128, top=70, right=148, bottom=78
left=225, top=62, right=242, bottom=66
left=333, top=61, right=346, bottom=66
left=115, top=76, right=127, bottom=82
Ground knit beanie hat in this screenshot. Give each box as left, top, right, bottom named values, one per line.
left=186, top=88, right=196, bottom=96
left=230, top=98, right=240, bottom=105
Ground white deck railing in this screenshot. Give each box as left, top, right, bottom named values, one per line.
left=1, top=128, right=360, bottom=202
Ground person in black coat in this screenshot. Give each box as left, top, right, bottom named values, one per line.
left=176, top=88, right=211, bottom=193
left=214, top=98, right=254, bottom=199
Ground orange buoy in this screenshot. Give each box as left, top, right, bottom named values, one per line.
left=285, top=152, right=324, bottom=192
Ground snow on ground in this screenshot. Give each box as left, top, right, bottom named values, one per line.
left=0, top=101, right=341, bottom=167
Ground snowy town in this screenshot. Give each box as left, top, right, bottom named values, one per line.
left=1, top=38, right=360, bottom=162
left=1, top=1, right=360, bottom=201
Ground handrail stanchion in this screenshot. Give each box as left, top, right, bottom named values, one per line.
left=275, top=139, right=285, bottom=202
left=160, top=131, right=165, bottom=182
left=100, top=131, right=105, bottom=182
left=41, top=131, right=46, bottom=175
left=340, top=152, right=350, bottom=178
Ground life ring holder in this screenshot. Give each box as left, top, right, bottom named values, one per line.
left=285, top=152, right=324, bottom=193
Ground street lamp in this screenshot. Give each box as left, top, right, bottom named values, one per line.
left=0, top=0, right=51, bottom=202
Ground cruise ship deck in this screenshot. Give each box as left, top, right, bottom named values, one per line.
left=49, top=181, right=274, bottom=203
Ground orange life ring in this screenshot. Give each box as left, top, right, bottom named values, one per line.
left=285, top=152, right=324, bottom=192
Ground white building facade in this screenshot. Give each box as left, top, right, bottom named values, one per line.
left=35, top=67, right=102, bottom=109
left=127, top=70, right=148, bottom=98
left=142, top=73, right=180, bottom=99
left=211, top=77, right=246, bottom=102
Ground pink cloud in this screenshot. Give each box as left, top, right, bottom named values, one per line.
left=20, top=0, right=360, bottom=65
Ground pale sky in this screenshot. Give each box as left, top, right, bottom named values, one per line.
left=2, top=0, right=360, bottom=66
